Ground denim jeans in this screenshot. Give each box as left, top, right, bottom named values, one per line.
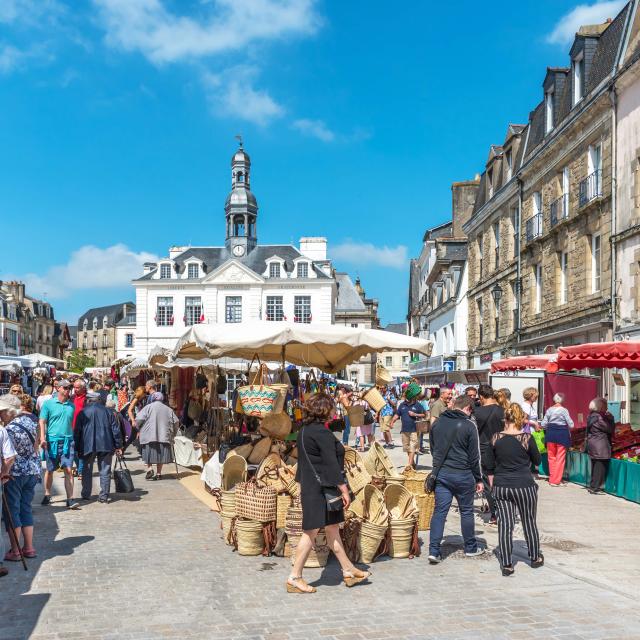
left=429, top=470, right=478, bottom=556
left=0, top=482, right=4, bottom=565
left=3, top=474, right=39, bottom=528
left=81, top=452, right=113, bottom=500
left=341, top=415, right=351, bottom=446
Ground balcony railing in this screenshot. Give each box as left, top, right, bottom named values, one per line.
left=550, top=193, right=569, bottom=227
left=525, top=213, right=543, bottom=242
left=579, top=170, right=602, bottom=207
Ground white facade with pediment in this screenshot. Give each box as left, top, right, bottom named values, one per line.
left=132, top=145, right=337, bottom=358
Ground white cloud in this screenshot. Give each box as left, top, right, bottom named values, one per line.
left=293, top=118, right=335, bottom=142
left=93, top=0, right=321, bottom=64
left=203, top=66, right=284, bottom=125
left=546, top=1, right=624, bottom=45
left=0, top=43, right=24, bottom=73
left=0, top=0, right=64, bottom=26
left=331, top=242, right=409, bottom=270
left=2, top=244, right=158, bottom=299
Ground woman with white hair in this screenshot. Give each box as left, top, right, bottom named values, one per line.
left=585, top=398, right=615, bottom=494
left=540, top=393, right=574, bottom=487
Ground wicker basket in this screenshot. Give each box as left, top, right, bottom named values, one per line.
left=385, top=475, right=406, bottom=488
left=364, top=442, right=395, bottom=478
left=344, top=449, right=371, bottom=495
left=289, top=530, right=330, bottom=568
left=222, top=456, right=247, bottom=491
left=269, top=383, right=290, bottom=415
left=231, top=443, right=254, bottom=460
left=276, top=494, right=293, bottom=529
left=402, top=469, right=428, bottom=496
left=285, top=477, right=300, bottom=498
left=235, top=481, right=277, bottom=522
left=220, top=489, right=236, bottom=514
left=237, top=384, right=279, bottom=418
left=415, top=493, right=436, bottom=531
left=259, top=411, right=291, bottom=439
left=236, top=519, right=264, bottom=556
left=362, top=484, right=389, bottom=526
left=361, top=387, right=386, bottom=413
left=285, top=501, right=303, bottom=538
left=220, top=510, right=235, bottom=543
left=346, top=404, right=365, bottom=427
left=388, top=518, right=416, bottom=558
left=359, top=520, right=388, bottom=563
left=248, top=437, right=273, bottom=464
left=384, top=484, right=419, bottom=521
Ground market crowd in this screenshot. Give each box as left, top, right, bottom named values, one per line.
left=0, top=375, right=179, bottom=579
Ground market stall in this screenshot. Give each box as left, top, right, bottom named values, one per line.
left=555, top=342, right=640, bottom=504
left=171, top=322, right=433, bottom=563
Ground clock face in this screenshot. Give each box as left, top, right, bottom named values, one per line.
left=232, top=244, right=245, bottom=257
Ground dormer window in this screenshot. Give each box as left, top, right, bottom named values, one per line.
left=545, top=88, right=554, bottom=134
left=296, top=262, right=309, bottom=278
left=187, top=264, right=199, bottom=279
left=487, top=168, right=494, bottom=199
left=573, top=52, right=585, bottom=105
left=269, top=263, right=281, bottom=278
left=160, top=264, right=171, bottom=279
left=83, top=319, right=88, bottom=332
left=103, top=315, right=108, bottom=329
left=92, top=317, right=98, bottom=330
left=505, top=148, right=513, bottom=181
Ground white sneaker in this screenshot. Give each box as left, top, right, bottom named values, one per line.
left=427, top=554, right=442, bottom=564
left=465, top=548, right=487, bottom=558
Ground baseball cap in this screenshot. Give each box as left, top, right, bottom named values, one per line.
left=58, top=380, right=72, bottom=389
left=0, top=394, right=21, bottom=411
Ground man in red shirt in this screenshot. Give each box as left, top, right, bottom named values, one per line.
left=72, top=379, right=87, bottom=478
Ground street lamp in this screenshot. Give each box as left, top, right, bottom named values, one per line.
left=491, top=284, right=503, bottom=339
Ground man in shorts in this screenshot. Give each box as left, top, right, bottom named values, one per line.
left=391, top=385, right=426, bottom=469
left=39, top=380, right=78, bottom=509
left=377, top=385, right=397, bottom=449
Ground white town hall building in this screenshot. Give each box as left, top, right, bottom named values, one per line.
left=132, top=144, right=342, bottom=358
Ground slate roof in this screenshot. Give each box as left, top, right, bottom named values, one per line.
left=383, top=322, right=407, bottom=335
left=78, top=302, right=134, bottom=329
left=136, top=245, right=331, bottom=281
left=587, top=5, right=630, bottom=92
left=335, top=273, right=366, bottom=311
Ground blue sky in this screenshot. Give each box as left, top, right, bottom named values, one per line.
left=0, top=0, right=626, bottom=325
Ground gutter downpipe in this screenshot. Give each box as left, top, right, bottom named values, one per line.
left=516, top=175, right=523, bottom=350
left=610, top=84, right=618, bottom=342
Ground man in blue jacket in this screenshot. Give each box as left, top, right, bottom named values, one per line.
left=74, top=391, right=123, bottom=503
left=428, top=394, right=485, bottom=563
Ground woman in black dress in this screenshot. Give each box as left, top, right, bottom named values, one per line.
left=288, top=393, right=371, bottom=594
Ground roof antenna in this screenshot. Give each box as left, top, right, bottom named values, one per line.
left=235, top=134, right=243, bottom=148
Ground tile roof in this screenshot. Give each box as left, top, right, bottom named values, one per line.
left=383, top=322, right=408, bottom=335
left=587, top=6, right=630, bottom=92
left=335, top=272, right=366, bottom=311
left=78, top=302, right=134, bottom=328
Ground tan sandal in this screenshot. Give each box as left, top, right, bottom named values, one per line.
left=343, top=567, right=371, bottom=587
left=286, top=576, right=316, bottom=593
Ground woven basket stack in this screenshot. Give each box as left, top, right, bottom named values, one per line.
left=364, top=442, right=405, bottom=489
left=402, top=469, right=435, bottom=531
left=384, top=485, right=418, bottom=559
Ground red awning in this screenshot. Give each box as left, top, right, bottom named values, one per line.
left=491, top=354, right=558, bottom=373
left=557, top=342, right=640, bottom=370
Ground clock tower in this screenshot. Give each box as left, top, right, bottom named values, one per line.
left=225, top=141, right=258, bottom=256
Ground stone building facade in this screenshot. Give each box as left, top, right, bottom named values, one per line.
left=465, top=7, right=634, bottom=365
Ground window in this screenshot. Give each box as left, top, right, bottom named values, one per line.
left=91, top=317, right=97, bottom=330
left=533, top=191, right=542, bottom=216
left=83, top=319, right=88, bottom=332
left=527, top=192, right=543, bottom=241
left=535, top=264, right=543, bottom=314
left=126, top=311, right=136, bottom=324
left=505, top=149, right=513, bottom=181
left=351, top=323, right=358, bottom=328
left=588, top=144, right=602, bottom=192
left=102, top=333, right=108, bottom=348
left=82, top=337, right=87, bottom=350
left=487, top=168, right=494, bottom=199
left=125, top=333, right=134, bottom=348
left=493, top=221, right=500, bottom=269
left=185, top=296, right=202, bottom=326
left=510, top=206, right=519, bottom=258
left=92, top=335, right=98, bottom=349
left=266, top=296, right=284, bottom=321
left=237, top=171, right=244, bottom=183
left=511, top=280, right=518, bottom=332
left=559, top=252, right=569, bottom=304
left=573, top=53, right=585, bottom=105
left=494, top=294, right=500, bottom=339
left=269, top=263, right=281, bottom=278
left=103, top=315, right=108, bottom=329
left=402, top=355, right=409, bottom=367
left=385, top=356, right=393, bottom=368
left=225, top=296, right=242, bottom=323
left=7, top=304, right=16, bottom=320
left=477, top=298, right=483, bottom=345
left=477, top=234, right=483, bottom=278
left=294, top=296, right=311, bottom=323
left=156, top=297, right=173, bottom=326
left=562, top=166, right=570, bottom=217
left=545, top=89, right=554, bottom=133
left=160, top=264, right=171, bottom=279
left=187, top=264, right=199, bottom=279
left=592, top=235, right=601, bottom=293
left=296, top=262, right=309, bottom=278
left=5, top=328, right=17, bottom=349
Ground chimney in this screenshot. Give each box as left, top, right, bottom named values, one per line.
left=169, top=246, right=188, bottom=259
left=451, top=178, right=481, bottom=238
left=299, top=237, right=327, bottom=261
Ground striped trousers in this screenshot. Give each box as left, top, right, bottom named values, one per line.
left=493, top=485, right=540, bottom=567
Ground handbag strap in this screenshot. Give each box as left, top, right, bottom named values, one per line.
left=298, top=427, right=324, bottom=489
left=115, top=454, right=128, bottom=471
left=431, top=420, right=460, bottom=481
left=12, top=422, right=36, bottom=446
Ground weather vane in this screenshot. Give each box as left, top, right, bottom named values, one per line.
left=235, top=134, right=243, bottom=148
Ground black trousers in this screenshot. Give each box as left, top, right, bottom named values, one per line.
left=480, top=445, right=496, bottom=517
left=590, top=458, right=609, bottom=491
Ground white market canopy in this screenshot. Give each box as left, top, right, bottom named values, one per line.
left=0, top=358, right=23, bottom=373
left=20, top=352, right=65, bottom=366
left=173, top=322, right=433, bottom=374
left=121, top=357, right=151, bottom=377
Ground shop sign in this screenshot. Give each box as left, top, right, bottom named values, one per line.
left=479, top=353, right=493, bottom=364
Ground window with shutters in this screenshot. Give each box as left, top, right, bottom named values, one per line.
left=156, top=297, right=173, bottom=326
left=294, top=296, right=311, bottom=323
left=225, top=296, right=242, bottom=323
left=185, top=297, right=202, bottom=326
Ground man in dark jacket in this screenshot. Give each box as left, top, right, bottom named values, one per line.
left=428, top=395, right=484, bottom=564
left=74, top=392, right=123, bottom=503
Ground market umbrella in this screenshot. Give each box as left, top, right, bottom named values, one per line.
left=121, top=358, right=151, bottom=377
left=0, top=359, right=23, bottom=373
left=20, top=352, right=65, bottom=366
left=173, top=322, right=432, bottom=373
left=148, top=345, right=173, bottom=367
left=491, top=353, right=558, bottom=373
left=557, top=341, right=640, bottom=370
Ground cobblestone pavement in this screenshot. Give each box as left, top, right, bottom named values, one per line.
left=1, top=436, right=640, bottom=640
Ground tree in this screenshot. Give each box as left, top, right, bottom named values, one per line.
left=65, top=349, right=96, bottom=373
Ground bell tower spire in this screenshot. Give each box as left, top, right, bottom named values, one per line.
left=225, top=138, right=258, bottom=257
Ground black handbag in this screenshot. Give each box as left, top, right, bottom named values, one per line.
left=299, top=428, right=351, bottom=512
left=424, top=421, right=459, bottom=493
left=113, top=455, right=135, bottom=493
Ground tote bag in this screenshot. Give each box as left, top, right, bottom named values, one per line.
left=113, top=455, right=135, bottom=493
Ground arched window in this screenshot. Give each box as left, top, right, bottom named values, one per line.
left=83, top=319, right=88, bottom=332
left=92, top=317, right=98, bottom=330
left=233, top=215, right=245, bottom=236
left=237, top=171, right=244, bottom=183
left=103, top=315, right=108, bottom=329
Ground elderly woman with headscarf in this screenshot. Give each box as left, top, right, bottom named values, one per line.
left=585, top=397, right=615, bottom=494
left=135, top=392, right=179, bottom=481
